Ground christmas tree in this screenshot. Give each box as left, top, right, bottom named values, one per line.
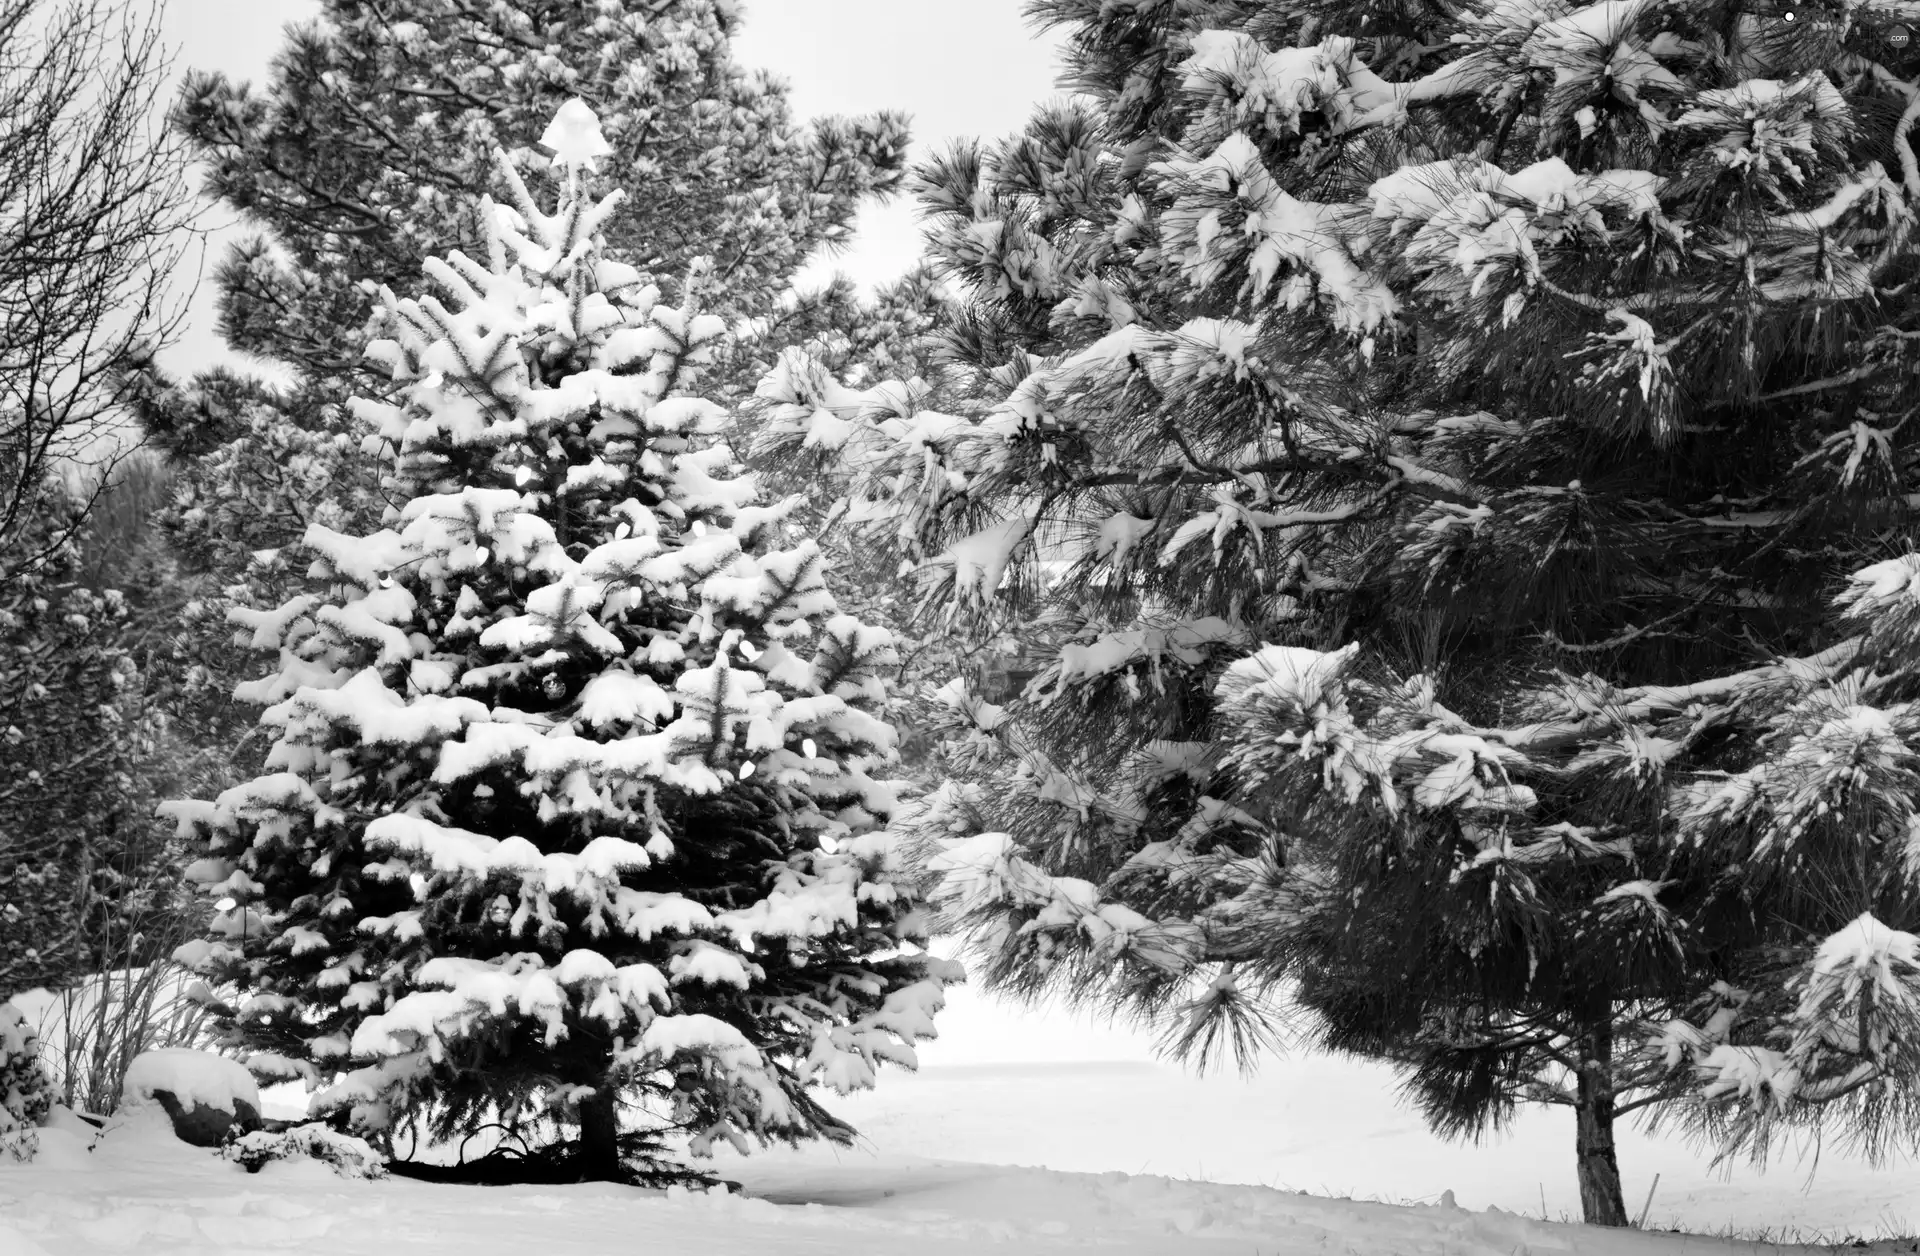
left=165, top=100, right=956, bottom=1184
left=768, top=0, right=1920, bottom=1224
left=122, top=0, right=942, bottom=825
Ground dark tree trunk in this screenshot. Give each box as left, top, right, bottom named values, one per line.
left=577, top=1087, right=621, bottom=1182
left=1573, top=1019, right=1629, bottom=1227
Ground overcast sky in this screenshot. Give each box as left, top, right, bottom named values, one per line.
left=159, top=0, right=1065, bottom=375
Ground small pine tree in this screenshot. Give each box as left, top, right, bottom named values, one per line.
left=0, top=1000, right=52, bottom=1161
left=165, top=102, right=957, bottom=1183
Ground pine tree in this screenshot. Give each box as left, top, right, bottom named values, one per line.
left=769, top=0, right=1920, bottom=1225
left=165, top=102, right=957, bottom=1184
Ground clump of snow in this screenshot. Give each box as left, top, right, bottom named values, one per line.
left=1155, top=134, right=1397, bottom=331
left=1215, top=643, right=1356, bottom=713
left=1181, top=31, right=1338, bottom=130
left=1179, top=32, right=1396, bottom=137
left=540, top=97, right=614, bottom=171
left=1094, top=512, right=1155, bottom=565
left=1696, top=1044, right=1799, bottom=1112
left=1366, top=157, right=1664, bottom=299
left=1050, top=618, right=1248, bottom=692
left=1811, top=913, right=1920, bottom=983
left=1794, top=912, right=1920, bottom=1046
left=1673, top=73, right=1851, bottom=184
left=1836, top=552, right=1920, bottom=628
left=939, top=515, right=1031, bottom=602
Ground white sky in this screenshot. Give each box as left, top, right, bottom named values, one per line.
left=160, top=0, right=1065, bottom=375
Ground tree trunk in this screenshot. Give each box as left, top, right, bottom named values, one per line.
left=1573, top=1019, right=1629, bottom=1227
left=577, top=1087, right=621, bottom=1182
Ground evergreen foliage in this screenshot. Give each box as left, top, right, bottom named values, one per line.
left=0, top=474, right=181, bottom=1005
left=165, top=104, right=957, bottom=1184
left=768, top=0, right=1920, bottom=1224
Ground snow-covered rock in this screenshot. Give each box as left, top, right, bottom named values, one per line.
left=121, top=1049, right=262, bottom=1147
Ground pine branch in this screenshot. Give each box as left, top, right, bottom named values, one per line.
left=0, top=741, right=117, bottom=804
left=1756, top=364, right=1885, bottom=403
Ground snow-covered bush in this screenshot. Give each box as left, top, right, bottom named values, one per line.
left=163, top=100, right=960, bottom=1184
left=221, top=1122, right=387, bottom=1178
left=0, top=1000, right=53, bottom=1161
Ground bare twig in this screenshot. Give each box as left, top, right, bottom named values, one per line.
left=1633, top=1173, right=1661, bottom=1228
left=0, top=0, right=198, bottom=582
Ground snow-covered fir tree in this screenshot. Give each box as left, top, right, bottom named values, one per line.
left=124, top=0, right=949, bottom=912
left=763, top=0, right=1920, bottom=1225
left=165, top=101, right=957, bottom=1184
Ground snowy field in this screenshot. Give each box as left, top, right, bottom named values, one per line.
left=2, top=1097, right=1916, bottom=1256
left=12, top=1110, right=1916, bottom=1256
left=4, top=981, right=1919, bottom=1255
left=780, top=984, right=1920, bottom=1241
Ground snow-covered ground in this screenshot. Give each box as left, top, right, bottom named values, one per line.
left=4, top=982, right=1915, bottom=1254
left=3, top=1105, right=1916, bottom=1256
left=840, top=980, right=1916, bottom=1240
left=802, top=1060, right=1920, bottom=1240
